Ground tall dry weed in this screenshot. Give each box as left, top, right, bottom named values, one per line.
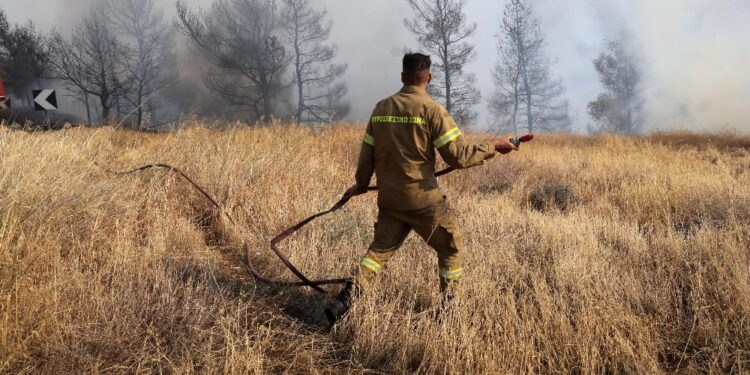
left=1, top=123, right=748, bottom=374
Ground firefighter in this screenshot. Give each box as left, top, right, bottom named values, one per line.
left=324, top=53, right=518, bottom=325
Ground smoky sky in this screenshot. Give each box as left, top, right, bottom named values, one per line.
left=2, top=0, right=749, bottom=133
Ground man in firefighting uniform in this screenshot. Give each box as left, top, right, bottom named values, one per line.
left=324, top=53, right=518, bottom=325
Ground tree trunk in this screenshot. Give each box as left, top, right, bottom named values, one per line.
left=626, top=109, right=632, bottom=134
left=436, top=0, right=452, bottom=113
left=296, top=78, right=303, bottom=125
left=101, top=94, right=110, bottom=124
left=102, top=107, right=110, bottom=123
left=444, top=68, right=451, bottom=112
left=522, top=69, right=533, bottom=133
left=294, top=13, right=304, bottom=125
left=512, top=90, right=519, bottom=134
left=137, top=107, right=143, bottom=130
left=115, top=96, right=121, bottom=122
left=84, top=92, right=91, bottom=126
left=262, top=92, right=273, bottom=123
left=137, top=86, right=144, bottom=130
left=295, top=57, right=303, bottom=124
left=443, top=48, right=452, bottom=113
left=525, top=89, right=533, bottom=133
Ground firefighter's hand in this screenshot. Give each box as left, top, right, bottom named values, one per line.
left=343, top=185, right=364, bottom=199
left=493, top=138, right=519, bottom=154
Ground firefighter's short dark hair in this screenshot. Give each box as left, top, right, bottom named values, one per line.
left=402, top=53, right=431, bottom=84
left=403, top=53, right=431, bottom=71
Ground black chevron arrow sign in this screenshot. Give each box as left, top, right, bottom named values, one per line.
left=33, top=89, right=58, bottom=111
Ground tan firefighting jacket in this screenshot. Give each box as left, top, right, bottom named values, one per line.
left=354, top=85, right=496, bottom=210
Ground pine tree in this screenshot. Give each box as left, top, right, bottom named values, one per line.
left=490, top=0, right=570, bottom=133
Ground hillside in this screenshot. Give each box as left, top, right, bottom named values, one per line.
left=1, top=123, right=749, bottom=374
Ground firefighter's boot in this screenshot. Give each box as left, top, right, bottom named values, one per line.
left=324, top=281, right=355, bottom=326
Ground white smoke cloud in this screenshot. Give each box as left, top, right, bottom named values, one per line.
left=309, top=0, right=418, bottom=121
left=585, top=0, right=750, bottom=132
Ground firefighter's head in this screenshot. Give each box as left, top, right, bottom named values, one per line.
left=402, top=53, right=432, bottom=87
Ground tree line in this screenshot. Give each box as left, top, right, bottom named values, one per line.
left=0, top=0, right=643, bottom=134
left=406, top=0, right=642, bottom=134
left=0, top=0, right=350, bottom=129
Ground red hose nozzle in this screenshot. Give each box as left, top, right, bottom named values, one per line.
left=510, top=134, right=534, bottom=147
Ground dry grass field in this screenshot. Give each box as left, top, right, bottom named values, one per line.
left=1, top=122, right=749, bottom=374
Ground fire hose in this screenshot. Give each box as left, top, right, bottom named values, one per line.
left=96, top=134, right=533, bottom=294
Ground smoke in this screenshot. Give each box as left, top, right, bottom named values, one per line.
left=320, top=0, right=750, bottom=133
left=584, top=0, right=750, bottom=132
left=1, top=0, right=748, bottom=132
left=308, top=0, right=418, bottom=120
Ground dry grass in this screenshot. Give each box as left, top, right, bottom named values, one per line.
left=1, top=122, right=748, bottom=374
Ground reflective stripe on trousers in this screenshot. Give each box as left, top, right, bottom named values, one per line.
left=439, top=267, right=464, bottom=280
left=359, top=257, right=382, bottom=274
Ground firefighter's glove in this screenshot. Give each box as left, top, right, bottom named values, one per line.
left=493, top=137, right=519, bottom=154
left=344, top=184, right=368, bottom=199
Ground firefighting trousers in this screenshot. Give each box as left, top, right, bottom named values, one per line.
left=355, top=197, right=464, bottom=292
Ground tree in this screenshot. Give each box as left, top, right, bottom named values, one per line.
left=588, top=31, right=642, bottom=134
left=404, top=0, right=481, bottom=125
left=282, top=0, right=349, bottom=124
left=490, top=0, right=569, bottom=134
left=105, top=0, right=175, bottom=129
left=175, top=0, right=290, bottom=123
left=0, top=10, right=50, bottom=106
left=49, top=8, right=125, bottom=123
